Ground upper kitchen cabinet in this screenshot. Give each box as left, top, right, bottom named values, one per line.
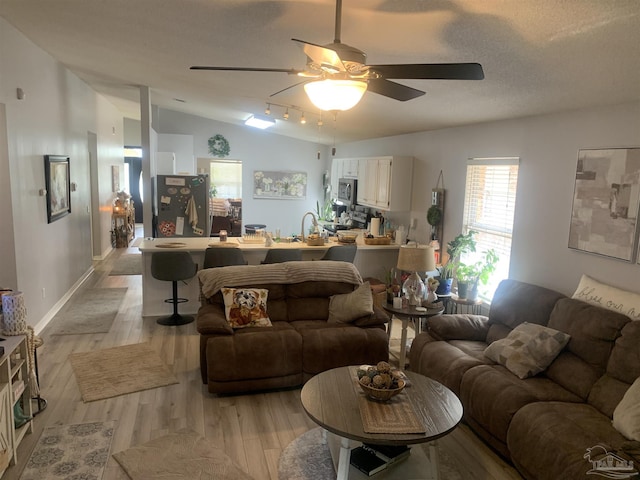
left=357, top=156, right=414, bottom=211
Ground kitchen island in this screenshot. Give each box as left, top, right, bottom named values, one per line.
left=138, top=236, right=401, bottom=317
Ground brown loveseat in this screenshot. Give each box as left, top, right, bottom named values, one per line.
left=196, top=261, right=390, bottom=394
left=409, top=279, right=640, bottom=480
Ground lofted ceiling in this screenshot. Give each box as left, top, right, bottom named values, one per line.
left=1, top=0, right=639, bottom=145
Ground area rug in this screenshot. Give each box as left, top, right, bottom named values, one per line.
left=69, top=342, right=178, bottom=402
left=112, top=430, right=253, bottom=480
left=51, top=287, right=127, bottom=335
left=277, top=427, right=463, bottom=480
left=19, top=421, right=116, bottom=480
left=109, top=254, right=142, bottom=275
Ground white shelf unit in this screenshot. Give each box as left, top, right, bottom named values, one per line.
left=0, top=335, right=33, bottom=477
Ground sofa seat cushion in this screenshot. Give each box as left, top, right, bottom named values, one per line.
left=508, top=402, right=635, bottom=480
left=205, top=322, right=301, bottom=383
left=460, top=364, right=583, bottom=445
left=299, top=325, right=389, bottom=375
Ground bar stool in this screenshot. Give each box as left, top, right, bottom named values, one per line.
left=319, top=245, right=357, bottom=262
left=151, top=251, right=198, bottom=326
left=261, top=249, right=302, bottom=264
left=203, top=247, right=247, bottom=268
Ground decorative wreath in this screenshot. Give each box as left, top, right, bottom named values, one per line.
left=208, top=134, right=230, bottom=157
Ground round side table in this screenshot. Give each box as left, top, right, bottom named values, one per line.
left=450, top=295, right=483, bottom=315
left=383, top=303, right=444, bottom=369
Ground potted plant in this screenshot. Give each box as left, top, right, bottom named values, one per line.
left=435, top=231, right=477, bottom=295
left=455, top=249, right=499, bottom=300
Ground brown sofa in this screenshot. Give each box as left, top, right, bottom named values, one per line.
left=409, top=279, right=640, bottom=480
left=196, top=261, right=390, bottom=394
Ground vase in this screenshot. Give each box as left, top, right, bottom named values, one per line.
left=457, top=282, right=469, bottom=300
left=435, top=278, right=453, bottom=295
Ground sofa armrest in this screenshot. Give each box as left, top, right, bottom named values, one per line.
left=428, top=314, right=490, bottom=341
left=353, top=305, right=391, bottom=328
left=196, top=303, right=234, bottom=335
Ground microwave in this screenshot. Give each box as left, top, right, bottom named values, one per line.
left=337, top=178, right=357, bottom=206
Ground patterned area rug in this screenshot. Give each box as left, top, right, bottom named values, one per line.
left=113, top=430, right=253, bottom=480
left=69, top=342, right=178, bottom=402
left=109, top=254, right=142, bottom=275
left=50, top=287, right=127, bottom=335
left=278, top=427, right=464, bottom=480
left=20, top=421, right=116, bottom=480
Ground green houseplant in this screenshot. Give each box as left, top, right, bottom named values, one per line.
left=456, top=249, right=499, bottom=300
left=435, top=231, right=477, bottom=295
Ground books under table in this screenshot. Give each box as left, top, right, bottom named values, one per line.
left=350, top=443, right=411, bottom=476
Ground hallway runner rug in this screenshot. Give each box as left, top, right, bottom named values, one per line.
left=19, top=421, right=116, bottom=480
left=50, top=287, right=127, bottom=335
left=109, top=253, right=142, bottom=275
left=69, top=342, right=178, bottom=402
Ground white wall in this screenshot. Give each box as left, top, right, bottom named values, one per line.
left=157, top=133, right=194, bottom=174
left=335, top=102, right=640, bottom=297
left=153, top=108, right=330, bottom=236
left=0, top=18, right=124, bottom=326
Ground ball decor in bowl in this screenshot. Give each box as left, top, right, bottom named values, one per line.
left=357, top=361, right=406, bottom=401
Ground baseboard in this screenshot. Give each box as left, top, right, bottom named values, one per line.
left=33, top=265, right=95, bottom=335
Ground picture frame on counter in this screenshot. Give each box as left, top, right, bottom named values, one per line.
left=568, top=147, right=640, bottom=263
left=253, top=170, right=307, bottom=200
left=44, top=154, right=71, bottom=223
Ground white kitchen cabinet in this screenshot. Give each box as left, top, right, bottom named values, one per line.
left=356, top=156, right=413, bottom=211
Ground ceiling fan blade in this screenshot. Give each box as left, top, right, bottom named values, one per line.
left=291, top=39, right=346, bottom=72
left=369, top=63, right=484, bottom=80
left=190, top=66, right=303, bottom=75
left=269, top=80, right=311, bottom=97
left=367, top=79, right=425, bottom=101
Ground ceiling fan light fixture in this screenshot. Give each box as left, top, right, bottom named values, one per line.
left=304, top=79, right=367, bottom=111
left=244, top=114, right=276, bottom=129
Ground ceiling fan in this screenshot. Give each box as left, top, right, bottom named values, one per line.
left=191, top=0, right=484, bottom=111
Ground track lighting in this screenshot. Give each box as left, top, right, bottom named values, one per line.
left=300, top=112, right=306, bottom=124
left=265, top=103, right=271, bottom=115
left=283, top=108, right=289, bottom=120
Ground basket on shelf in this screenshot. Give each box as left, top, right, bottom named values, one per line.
left=363, top=236, right=392, bottom=245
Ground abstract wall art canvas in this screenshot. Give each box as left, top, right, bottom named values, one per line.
left=568, top=148, right=640, bottom=262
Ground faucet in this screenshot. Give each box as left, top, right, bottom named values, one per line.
left=301, top=211, right=319, bottom=242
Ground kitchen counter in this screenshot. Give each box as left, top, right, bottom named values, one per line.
left=138, top=235, right=401, bottom=317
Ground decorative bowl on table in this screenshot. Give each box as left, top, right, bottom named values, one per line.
left=359, top=379, right=406, bottom=401
left=337, top=232, right=358, bottom=244
left=357, top=361, right=406, bottom=401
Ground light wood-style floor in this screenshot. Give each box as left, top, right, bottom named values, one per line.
left=3, top=233, right=522, bottom=480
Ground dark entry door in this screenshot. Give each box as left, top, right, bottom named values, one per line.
left=125, top=156, right=143, bottom=223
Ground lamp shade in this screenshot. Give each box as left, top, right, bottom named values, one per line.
left=304, top=79, right=367, bottom=111
left=397, top=244, right=436, bottom=273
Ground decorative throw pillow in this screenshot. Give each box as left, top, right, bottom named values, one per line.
left=484, top=323, right=571, bottom=379
left=221, top=288, right=272, bottom=328
left=572, top=274, right=640, bottom=321
left=613, top=376, right=640, bottom=441
left=328, top=282, right=373, bottom=324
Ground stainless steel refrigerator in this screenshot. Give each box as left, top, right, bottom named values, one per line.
left=154, top=174, right=210, bottom=237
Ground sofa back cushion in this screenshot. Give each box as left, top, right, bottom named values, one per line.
left=545, top=298, right=629, bottom=399
left=486, top=279, right=566, bottom=343
left=587, top=320, right=640, bottom=417
left=286, top=281, right=355, bottom=321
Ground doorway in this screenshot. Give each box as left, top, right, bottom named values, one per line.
left=124, top=146, right=143, bottom=223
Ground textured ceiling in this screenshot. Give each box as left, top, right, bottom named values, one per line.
left=1, top=0, right=639, bottom=144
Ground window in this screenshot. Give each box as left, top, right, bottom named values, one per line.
left=461, top=157, right=520, bottom=301
left=210, top=160, right=242, bottom=199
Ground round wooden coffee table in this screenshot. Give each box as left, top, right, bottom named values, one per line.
left=301, top=366, right=462, bottom=479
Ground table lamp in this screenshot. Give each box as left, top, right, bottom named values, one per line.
left=397, top=244, right=436, bottom=306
